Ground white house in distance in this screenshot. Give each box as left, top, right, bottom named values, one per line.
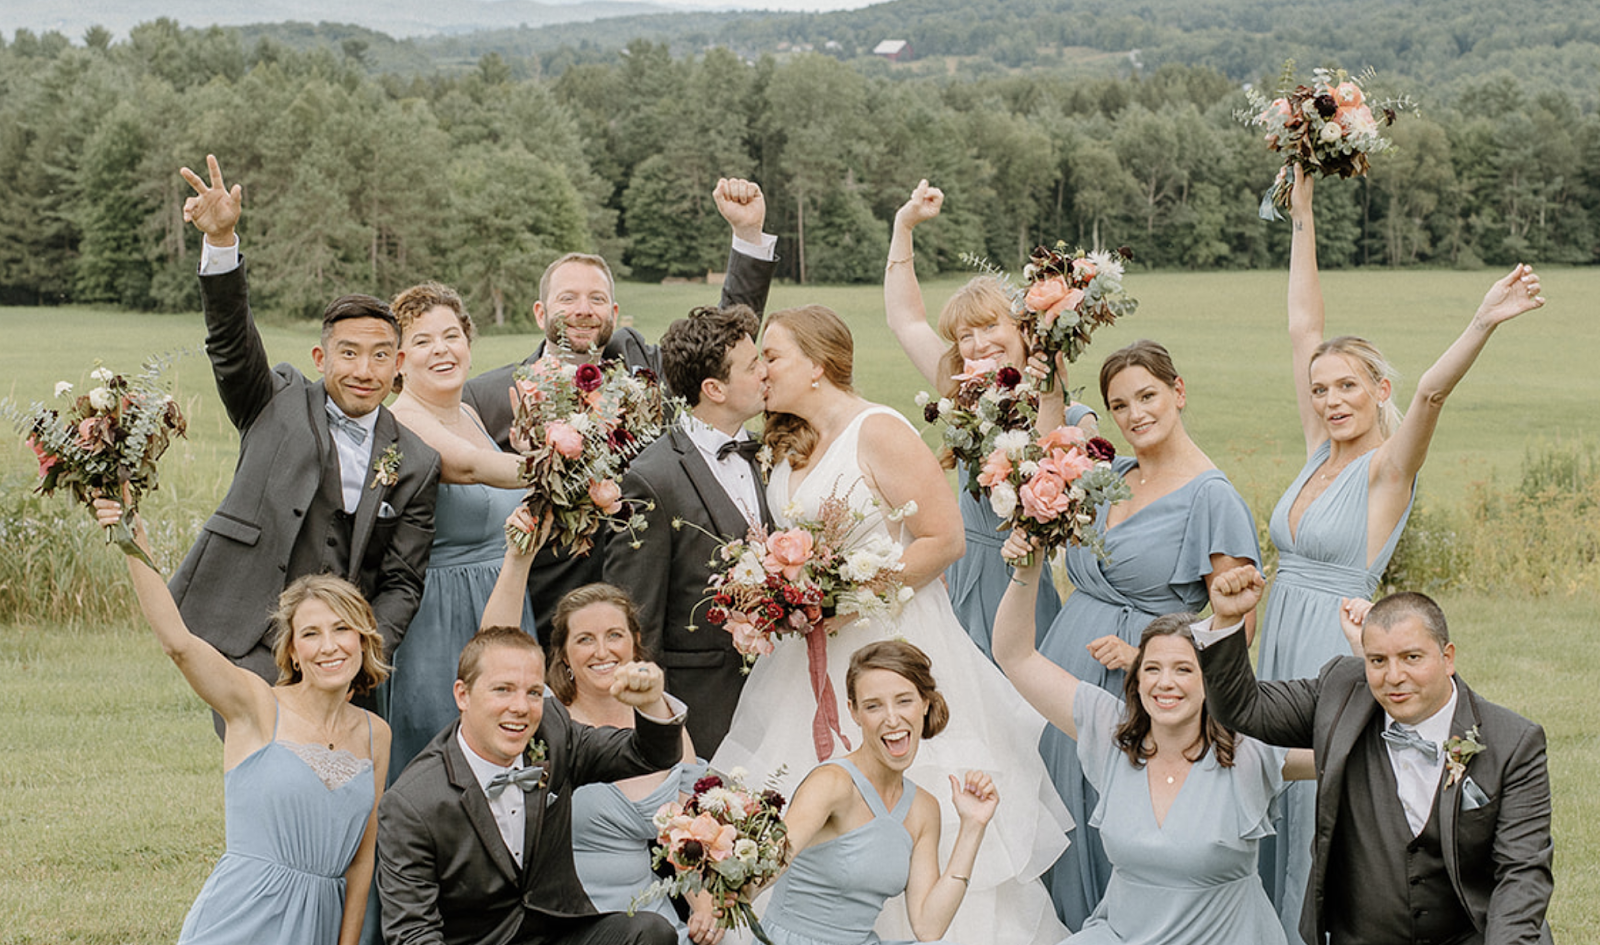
left=872, top=39, right=912, bottom=61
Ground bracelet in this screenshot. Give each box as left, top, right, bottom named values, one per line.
left=1009, top=576, right=1027, bottom=586
left=950, top=874, right=970, bottom=885
left=885, top=252, right=914, bottom=267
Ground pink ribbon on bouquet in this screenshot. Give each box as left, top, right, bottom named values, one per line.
left=805, top=623, right=850, bottom=762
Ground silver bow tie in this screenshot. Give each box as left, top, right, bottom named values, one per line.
left=486, top=765, right=544, bottom=798
left=1381, top=723, right=1439, bottom=761
left=326, top=407, right=368, bottom=445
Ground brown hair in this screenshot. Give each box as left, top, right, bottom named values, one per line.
left=762, top=305, right=857, bottom=470
left=1098, top=339, right=1181, bottom=408
left=270, top=574, right=390, bottom=695
left=661, top=305, right=761, bottom=407
left=389, top=281, right=475, bottom=393
left=845, top=640, right=950, bottom=739
left=934, top=276, right=1022, bottom=397
left=545, top=583, right=652, bottom=705
left=540, top=253, right=615, bottom=305
left=319, top=294, right=401, bottom=347
left=457, top=626, right=543, bottom=689
left=1310, top=335, right=1402, bottom=438
left=1367, top=591, right=1450, bottom=651
left=1113, top=614, right=1236, bottom=769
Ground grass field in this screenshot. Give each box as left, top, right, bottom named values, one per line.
left=2, top=266, right=1596, bottom=942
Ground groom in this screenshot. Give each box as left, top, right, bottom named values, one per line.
left=378, top=627, right=684, bottom=945
left=1198, top=568, right=1554, bottom=945
left=602, top=304, right=772, bottom=754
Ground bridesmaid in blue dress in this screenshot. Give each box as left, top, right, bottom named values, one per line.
left=1258, top=167, right=1549, bottom=932
left=992, top=540, right=1315, bottom=945
left=880, top=180, right=1099, bottom=659
left=1033, top=341, right=1260, bottom=930
left=542, top=582, right=718, bottom=944
left=761, top=640, right=998, bottom=945
left=99, top=503, right=390, bottom=945
left=387, top=282, right=536, bottom=776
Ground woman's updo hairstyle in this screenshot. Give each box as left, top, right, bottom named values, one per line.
left=1098, top=339, right=1180, bottom=409
left=1310, top=335, right=1402, bottom=438
left=762, top=305, right=857, bottom=470
left=845, top=640, right=950, bottom=739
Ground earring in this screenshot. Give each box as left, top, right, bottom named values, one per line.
left=811, top=379, right=820, bottom=390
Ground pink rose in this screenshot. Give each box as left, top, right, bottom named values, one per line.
left=26, top=435, right=59, bottom=477
left=1037, top=425, right=1087, bottom=454
left=545, top=421, right=584, bottom=459
left=977, top=447, right=1013, bottom=489
left=1041, top=449, right=1094, bottom=484
left=954, top=357, right=1000, bottom=381
left=1019, top=470, right=1074, bottom=523
left=763, top=528, right=814, bottom=580
left=727, top=615, right=774, bottom=657
left=1025, top=275, right=1083, bottom=328
left=1331, top=81, right=1363, bottom=108
left=588, top=478, right=623, bottom=515
left=1071, top=257, right=1097, bottom=280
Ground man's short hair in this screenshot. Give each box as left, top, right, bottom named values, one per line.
left=321, top=294, right=400, bottom=345
left=539, top=253, right=615, bottom=305
left=1367, top=591, right=1451, bottom=650
left=660, top=305, right=761, bottom=407
left=457, top=626, right=542, bottom=688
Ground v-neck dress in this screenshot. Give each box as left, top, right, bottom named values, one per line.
left=1036, top=455, right=1259, bottom=930
left=1066, top=685, right=1287, bottom=945
left=1255, top=439, right=1413, bottom=933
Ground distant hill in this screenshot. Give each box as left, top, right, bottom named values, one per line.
left=0, top=0, right=674, bottom=41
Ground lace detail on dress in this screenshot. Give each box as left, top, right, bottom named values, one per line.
left=280, top=741, right=373, bottom=791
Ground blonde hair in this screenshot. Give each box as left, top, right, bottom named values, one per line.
left=390, top=281, right=475, bottom=393
left=934, top=276, right=1020, bottom=397
left=270, top=574, right=390, bottom=695
left=762, top=306, right=857, bottom=470
left=1310, top=335, right=1402, bottom=438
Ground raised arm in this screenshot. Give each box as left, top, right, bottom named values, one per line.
left=1286, top=166, right=1328, bottom=454
left=715, top=178, right=775, bottom=318
left=1198, top=565, right=1318, bottom=748
left=903, top=773, right=998, bottom=940
left=884, top=180, right=953, bottom=387
left=480, top=508, right=542, bottom=630
left=858, top=414, right=964, bottom=589
left=991, top=532, right=1082, bottom=740
left=1370, top=264, right=1545, bottom=509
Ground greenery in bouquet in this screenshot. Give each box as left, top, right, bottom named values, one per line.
left=695, top=490, right=916, bottom=668
left=978, top=424, right=1130, bottom=564
left=916, top=358, right=1038, bottom=502
left=1016, top=243, right=1138, bottom=391
left=636, top=767, right=790, bottom=944
left=506, top=355, right=669, bottom=557
left=1242, top=60, right=1415, bottom=219
left=2, top=354, right=188, bottom=571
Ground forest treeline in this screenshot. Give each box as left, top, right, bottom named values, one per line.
left=1, top=10, right=1597, bottom=322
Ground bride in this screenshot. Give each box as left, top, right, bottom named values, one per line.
left=711, top=305, right=1070, bottom=945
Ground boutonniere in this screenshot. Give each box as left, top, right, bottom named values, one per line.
left=756, top=444, right=773, bottom=483
left=525, top=738, right=548, bottom=765
left=1444, top=725, right=1485, bottom=787
left=371, top=445, right=402, bottom=488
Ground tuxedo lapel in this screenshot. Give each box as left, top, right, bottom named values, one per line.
left=1322, top=672, right=1383, bottom=815
left=519, top=775, right=549, bottom=893
left=307, top=381, right=333, bottom=472
left=443, top=731, right=522, bottom=885
left=673, top=429, right=756, bottom=536
left=348, top=408, right=397, bottom=570
left=1439, top=676, right=1483, bottom=899
left=750, top=449, right=773, bottom=526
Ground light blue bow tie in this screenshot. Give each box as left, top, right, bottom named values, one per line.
left=326, top=406, right=368, bottom=446
left=486, top=765, right=544, bottom=798
left=1381, top=722, right=1439, bottom=761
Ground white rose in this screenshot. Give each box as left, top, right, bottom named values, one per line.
left=88, top=387, right=115, bottom=411
left=1319, top=121, right=1343, bottom=143
left=936, top=398, right=954, bottom=416
left=994, top=429, right=1030, bottom=455
left=914, top=391, right=930, bottom=407
left=989, top=482, right=1018, bottom=518
left=735, top=838, right=759, bottom=863
left=54, top=381, right=73, bottom=398
left=1019, top=460, right=1039, bottom=478
left=90, top=367, right=114, bottom=383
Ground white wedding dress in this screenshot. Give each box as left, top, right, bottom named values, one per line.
left=712, top=405, right=1070, bottom=945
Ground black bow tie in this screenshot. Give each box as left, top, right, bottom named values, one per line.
left=717, top=438, right=761, bottom=463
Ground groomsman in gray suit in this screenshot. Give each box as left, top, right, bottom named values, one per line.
left=603, top=304, right=771, bottom=754
left=463, top=179, right=775, bottom=639
left=1198, top=567, right=1554, bottom=945
left=170, top=155, right=440, bottom=688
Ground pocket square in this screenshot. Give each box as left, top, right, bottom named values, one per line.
left=545, top=790, right=561, bottom=809
left=1460, top=776, right=1490, bottom=811
left=378, top=501, right=397, bottom=519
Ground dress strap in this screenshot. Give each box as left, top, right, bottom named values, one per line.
left=830, top=758, right=903, bottom=821
left=365, top=709, right=374, bottom=757
left=269, top=692, right=281, bottom=739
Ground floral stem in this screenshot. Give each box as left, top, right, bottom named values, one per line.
left=740, top=902, right=777, bottom=945
left=108, top=520, right=159, bottom=574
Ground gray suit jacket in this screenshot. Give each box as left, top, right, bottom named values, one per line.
left=460, top=246, right=776, bottom=637
left=377, top=700, right=684, bottom=945
left=602, top=426, right=771, bottom=754
left=1199, top=631, right=1554, bottom=945
left=169, top=260, right=440, bottom=665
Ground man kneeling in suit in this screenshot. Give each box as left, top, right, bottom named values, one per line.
left=1197, top=567, right=1553, bottom=945
left=377, top=626, right=683, bottom=945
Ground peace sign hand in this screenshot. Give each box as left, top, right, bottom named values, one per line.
left=179, top=153, right=241, bottom=247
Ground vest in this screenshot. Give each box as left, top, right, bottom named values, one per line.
left=1326, top=718, right=1476, bottom=945
left=287, top=436, right=356, bottom=584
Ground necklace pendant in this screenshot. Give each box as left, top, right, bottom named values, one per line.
left=1166, top=775, right=1175, bottom=784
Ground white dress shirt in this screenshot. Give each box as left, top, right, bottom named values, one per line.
left=456, top=729, right=528, bottom=867
left=683, top=414, right=762, bottom=527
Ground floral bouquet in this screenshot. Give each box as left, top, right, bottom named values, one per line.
left=1016, top=243, right=1138, bottom=391
left=1242, top=61, right=1414, bottom=219
left=695, top=490, right=915, bottom=759
left=2, top=356, right=188, bottom=571
left=978, top=424, right=1130, bottom=565
left=505, top=356, right=668, bottom=557
left=917, top=358, right=1039, bottom=502
left=635, top=767, right=789, bottom=945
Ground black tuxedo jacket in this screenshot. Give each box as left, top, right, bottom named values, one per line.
left=1200, top=631, right=1554, bottom=945
left=169, top=260, right=439, bottom=668
left=377, top=700, right=684, bottom=945
left=602, top=426, right=771, bottom=753
left=460, top=246, right=775, bottom=638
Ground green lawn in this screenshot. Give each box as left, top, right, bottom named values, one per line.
left=1, top=267, right=1594, bottom=942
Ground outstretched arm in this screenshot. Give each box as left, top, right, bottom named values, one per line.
left=1199, top=566, right=1318, bottom=748
left=904, top=774, right=998, bottom=940
left=991, top=532, right=1082, bottom=740
left=392, top=402, right=525, bottom=488
left=884, top=180, right=952, bottom=387
left=480, top=508, right=543, bottom=630
left=1286, top=166, right=1328, bottom=455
